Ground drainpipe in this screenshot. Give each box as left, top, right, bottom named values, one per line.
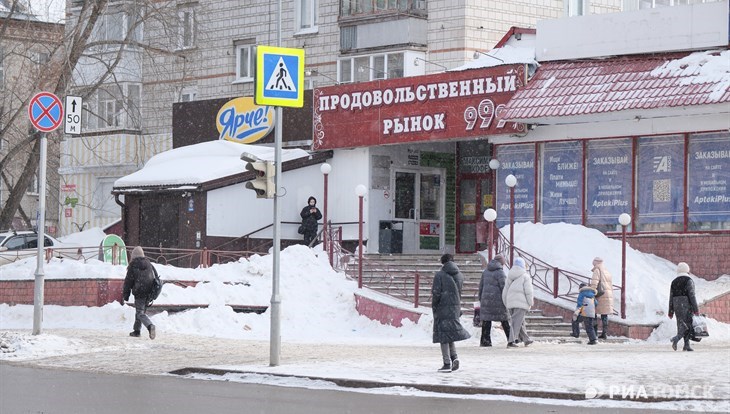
left=114, top=193, right=127, bottom=240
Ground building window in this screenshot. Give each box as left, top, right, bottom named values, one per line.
left=567, top=0, right=587, bottom=16
left=235, top=43, right=254, bottom=82
left=93, top=177, right=120, bottom=218
left=341, top=0, right=426, bottom=17
left=635, top=135, right=684, bottom=232
left=180, top=87, right=197, bottom=102
left=90, top=9, right=125, bottom=51
left=688, top=132, right=730, bottom=230
left=27, top=171, right=40, bottom=195
left=178, top=7, right=196, bottom=49
left=627, top=0, right=712, bottom=10
left=338, top=52, right=404, bottom=83
left=84, top=84, right=141, bottom=131
left=296, top=0, right=318, bottom=33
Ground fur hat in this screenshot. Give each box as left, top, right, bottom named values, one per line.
left=513, top=257, right=526, bottom=269
left=440, top=253, right=453, bottom=265
left=677, top=262, right=690, bottom=275
left=131, top=246, right=145, bottom=260
left=493, top=253, right=505, bottom=263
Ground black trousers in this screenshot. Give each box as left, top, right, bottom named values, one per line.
left=481, top=320, right=511, bottom=345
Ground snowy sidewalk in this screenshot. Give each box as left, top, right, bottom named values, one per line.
left=1, top=329, right=728, bottom=412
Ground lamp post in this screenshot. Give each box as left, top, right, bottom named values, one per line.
left=483, top=208, right=497, bottom=261
left=320, top=163, right=331, bottom=265
left=356, top=184, right=367, bottom=289
left=618, top=213, right=631, bottom=320
left=505, top=174, right=517, bottom=267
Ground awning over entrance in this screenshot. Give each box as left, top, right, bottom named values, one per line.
left=500, top=50, right=730, bottom=124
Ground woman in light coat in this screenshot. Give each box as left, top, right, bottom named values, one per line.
left=502, top=257, right=534, bottom=348
left=590, top=257, right=613, bottom=339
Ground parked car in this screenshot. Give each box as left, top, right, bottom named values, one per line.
left=0, top=230, right=80, bottom=266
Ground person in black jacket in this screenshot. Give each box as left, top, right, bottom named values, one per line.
left=122, top=246, right=157, bottom=339
left=668, top=262, right=699, bottom=351
left=432, top=254, right=471, bottom=372
left=300, top=196, right=322, bottom=247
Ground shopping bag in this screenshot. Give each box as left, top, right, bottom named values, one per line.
left=692, top=314, right=709, bottom=337
left=473, top=302, right=481, bottom=327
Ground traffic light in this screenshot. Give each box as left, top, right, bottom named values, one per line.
left=245, top=160, right=275, bottom=198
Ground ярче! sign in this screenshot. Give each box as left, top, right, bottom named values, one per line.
left=312, top=65, right=526, bottom=150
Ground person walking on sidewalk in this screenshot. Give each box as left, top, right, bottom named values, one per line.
left=590, top=257, right=613, bottom=339
left=502, top=257, right=534, bottom=348
left=570, top=283, right=598, bottom=345
left=668, top=262, right=699, bottom=352
left=122, top=246, right=157, bottom=339
left=432, top=254, right=471, bottom=372
left=478, top=253, right=511, bottom=346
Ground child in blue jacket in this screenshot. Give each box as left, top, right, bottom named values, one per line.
left=570, top=283, right=598, bottom=345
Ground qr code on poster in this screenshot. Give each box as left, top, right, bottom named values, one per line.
left=653, top=179, right=671, bottom=202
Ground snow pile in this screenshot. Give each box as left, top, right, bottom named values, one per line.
left=650, top=50, right=730, bottom=102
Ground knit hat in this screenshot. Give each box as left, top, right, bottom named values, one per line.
left=131, top=246, right=145, bottom=259
left=579, top=282, right=587, bottom=289
left=592, top=257, right=603, bottom=266
left=513, top=257, right=526, bottom=269
left=677, top=262, right=690, bottom=275
left=494, top=253, right=505, bottom=263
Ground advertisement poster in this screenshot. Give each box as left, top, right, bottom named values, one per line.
left=688, top=133, right=730, bottom=227
left=496, top=144, right=535, bottom=227
left=637, top=136, right=684, bottom=227
left=541, top=141, right=583, bottom=224
left=586, top=138, right=633, bottom=226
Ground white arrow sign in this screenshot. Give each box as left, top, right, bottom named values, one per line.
left=64, top=95, right=83, bottom=135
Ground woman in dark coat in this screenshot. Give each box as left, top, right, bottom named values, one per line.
left=432, top=254, right=471, bottom=372
left=478, top=254, right=510, bottom=346
left=669, top=262, right=699, bottom=351
left=300, top=196, right=322, bottom=246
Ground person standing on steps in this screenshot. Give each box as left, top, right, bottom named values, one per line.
left=432, top=254, right=471, bottom=372
left=668, top=262, right=699, bottom=352
left=300, top=196, right=322, bottom=247
left=478, top=253, right=511, bottom=346
left=590, top=257, right=614, bottom=339
left=121, top=246, right=157, bottom=340
left=502, top=257, right=534, bottom=348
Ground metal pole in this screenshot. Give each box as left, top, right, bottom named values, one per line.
left=621, top=224, right=627, bottom=319
left=509, top=187, right=515, bottom=267
left=358, top=195, right=363, bottom=289
left=324, top=173, right=331, bottom=266
left=488, top=221, right=493, bottom=261
left=32, top=134, right=47, bottom=335
left=270, top=0, right=282, bottom=367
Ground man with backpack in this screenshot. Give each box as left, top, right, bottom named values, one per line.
left=122, top=246, right=157, bottom=339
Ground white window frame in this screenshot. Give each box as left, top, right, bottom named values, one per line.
left=180, top=86, right=198, bottom=102
left=234, top=43, right=255, bottom=83
left=338, top=52, right=405, bottom=83
left=178, top=7, right=196, bottom=50
left=296, top=0, right=319, bottom=34
left=566, top=0, right=587, bottom=16
left=85, top=84, right=140, bottom=131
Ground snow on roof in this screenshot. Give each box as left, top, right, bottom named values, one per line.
left=450, top=45, right=538, bottom=72
left=114, top=140, right=310, bottom=189
left=650, top=50, right=730, bottom=102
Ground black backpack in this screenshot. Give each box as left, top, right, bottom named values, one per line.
left=148, top=266, right=163, bottom=304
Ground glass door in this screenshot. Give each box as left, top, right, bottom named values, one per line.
left=394, top=169, right=444, bottom=253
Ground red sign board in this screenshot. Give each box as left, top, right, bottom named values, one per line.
left=312, top=66, right=526, bottom=150
left=61, top=184, right=76, bottom=192
left=64, top=208, right=73, bottom=218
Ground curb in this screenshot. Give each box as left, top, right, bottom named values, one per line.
left=169, top=367, right=721, bottom=403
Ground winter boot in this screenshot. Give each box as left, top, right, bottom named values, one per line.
left=682, top=340, right=693, bottom=352
left=671, top=336, right=680, bottom=351
left=129, top=330, right=141, bottom=337
left=437, top=363, right=451, bottom=372
left=507, top=342, right=518, bottom=348
left=599, top=316, right=608, bottom=339
left=451, top=358, right=460, bottom=371
left=148, top=324, right=156, bottom=340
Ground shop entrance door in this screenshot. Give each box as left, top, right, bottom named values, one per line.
left=457, top=177, right=493, bottom=253
left=393, top=169, right=444, bottom=254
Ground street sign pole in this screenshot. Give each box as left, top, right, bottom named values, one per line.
left=28, top=91, right=63, bottom=336
left=32, top=133, right=47, bottom=335
left=270, top=0, right=283, bottom=368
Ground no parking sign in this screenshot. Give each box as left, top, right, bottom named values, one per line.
left=28, top=92, right=64, bottom=132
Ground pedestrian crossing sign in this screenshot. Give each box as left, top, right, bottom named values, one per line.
left=255, top=46, right=305, bottom=108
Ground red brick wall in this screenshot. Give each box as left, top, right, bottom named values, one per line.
left=354, top=293, right=423, bottom=327
left=612, top=233, right=730, bottom=281
left=533, top=297, right=659, bottom=340
left=699, top=291, right=730, bottom=323
left=0, top=279, right=125, bottom=307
